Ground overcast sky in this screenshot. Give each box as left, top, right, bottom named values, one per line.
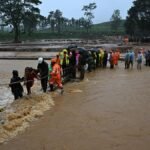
left=39, top=0, right=134, bottom=23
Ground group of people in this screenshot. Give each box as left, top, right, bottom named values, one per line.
left=9, top=56, right=63, bottom=100
left=9, top=46, right=149, bottom=100
left=124, top=49, right=150, bottom=70
left=124, top=50, right=135, bottom=69
left=9, top=47, right=121, bottom=100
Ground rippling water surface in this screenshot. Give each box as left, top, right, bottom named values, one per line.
left=0, top=59, right=150, bottom=150
left=0, top=60, right=49, bottom=108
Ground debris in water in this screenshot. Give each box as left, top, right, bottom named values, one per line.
left=69, top=89, right=83, bottom=93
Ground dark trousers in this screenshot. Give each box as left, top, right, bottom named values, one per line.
left=110, top=64, right=114, bottom=69
left=71, top=65, right=76, bottom=79
left=79, top=65, right=85, bottom=80
left=26, top=81, right=33, bottom=95
left=26, top=85, right=31, bottom=95
left=62, top=65, right=67, bottom=77
left=146, top=59, right=150, bottom=66
left=41, top=77, right=48, bottom=92
left=103, top=60, right=107, bottom=68
left=13, top=91, right=23, bottom=100
left=88, top=63, right=92, bottom=72
left=125, top=61, right=129, bottom=69
left=129, top=60, right=133, bottom=68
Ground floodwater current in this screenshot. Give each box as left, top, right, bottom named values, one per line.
left=0, top=60, right=150, bottom=150
left=0, top=60, right=54, bottom=144
left=0, top=60, right=38, bottom=108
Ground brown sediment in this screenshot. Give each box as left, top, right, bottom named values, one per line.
left=0, top=94, right=54, bottom=144
left=0, top=62, right=150, bottom=150
left=0, top=41, right=149, bottom=148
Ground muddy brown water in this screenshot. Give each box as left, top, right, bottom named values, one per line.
left=0, top=60, right=40, bottom=108
left=0, top=60, right=150, bottom=149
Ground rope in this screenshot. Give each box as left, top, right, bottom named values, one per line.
left=0, top=66, right=74, bottom=87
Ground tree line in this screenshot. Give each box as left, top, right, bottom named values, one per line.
left=0, top=0, right=149, bottom=42
left=125, top=0, right=150, bottom=41
left=0, top=0, right=97, bottom=42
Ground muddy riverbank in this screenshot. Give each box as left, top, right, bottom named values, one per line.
left=0, top=39, right=131, bottom=53
left=0, top=62, right=150, bottom=150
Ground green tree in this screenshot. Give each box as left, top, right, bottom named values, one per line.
left=125, top=0, right=150, bottom=37
left=75, top=19, right=80, bottom=29
left=48, top=11, right=55, bottom=32
left=82, top=2, right=97, bottom=33
left=71, top=18, right=75, bottom=28
left=79, top=17, right=86, bottom=29
left=0, top=0, right=41, bottom=42
left=54, top=9, right=63, bottom=33
left=39, top=16, right=48, bottom=30
left=23, top=7, right=41, bottom=35
left=0, top=16, right=5, bottom=31
left=62, top=17, right=69, bottom=31
left=110, top=9, right=122, bottom=32
left=125, top=7, right=139, bottom=37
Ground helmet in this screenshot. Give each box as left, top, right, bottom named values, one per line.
left=38, top=57, right=43, bottom=64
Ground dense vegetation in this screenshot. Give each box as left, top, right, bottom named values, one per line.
left=0, top=0, right=149, bottom=42
left=125, top=0, right=150, bottom=40
left=0, top=20, right=126, bottom=42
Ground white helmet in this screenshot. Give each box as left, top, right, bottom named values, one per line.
left=38, top=57, right=43, bottom=64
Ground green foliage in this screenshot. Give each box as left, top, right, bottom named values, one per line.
left=0, top=20, right=126, bottom=41
left=125, top=0, right=150, bottom=37
left=0, top=0, right=42, bottom=42
left=110, top=9, right=122, bottom=32
left=47, top=9, right=63, bottom=33
left=23, top=9, right=42, bottom=35
left=82, top=3, right=97, bottom=33
left=47, top=8, right=98, bottom=34
left=47, top=11, right=55, bottom=32
left=54, top=9, right=63, bottom=33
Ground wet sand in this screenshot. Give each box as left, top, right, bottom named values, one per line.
left=0, top=62, right=150, bottom=150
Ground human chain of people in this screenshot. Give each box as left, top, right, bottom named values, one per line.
left=3, top=47, right=150, bottom=100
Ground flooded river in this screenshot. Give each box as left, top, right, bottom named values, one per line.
left=0, top=60, right=38, bottom=108
left=0, top=60, right=55, bottom=144
left=0, top=59, right=150, bottom=150
left=0, top=59, right=55, bottom=108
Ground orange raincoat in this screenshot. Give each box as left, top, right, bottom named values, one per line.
left=114, top=51, right=120, bottom=65
left=50, top=63, right=63, bottom=88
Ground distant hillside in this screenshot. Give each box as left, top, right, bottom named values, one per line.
left=0, top=20, right=126, bottom=41
left=92, top=20, right=126, bottom=34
